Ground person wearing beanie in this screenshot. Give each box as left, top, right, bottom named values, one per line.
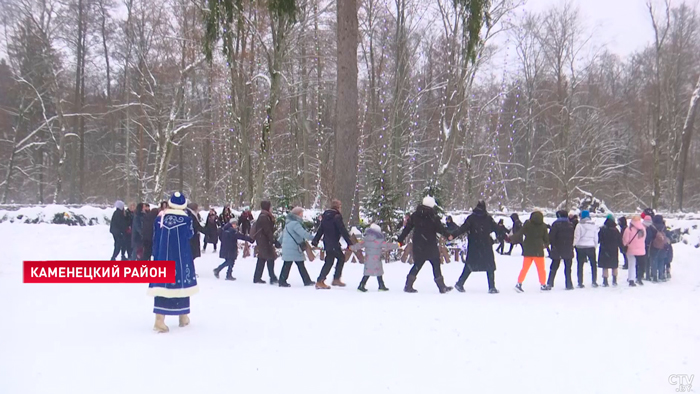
left=598, top=215, right=623, bottom=287
left=505, top=213, right=523, bottom=255
left=622, top=215, right=646, bottom=286
left=397, top=196, right=454, bottom=293
left=573, top=210, right=599, bottom=287
left=649, top=214, right=670, bottom=282
left=276, top=207, right=316, bottom=287
left=547, top=210, right=576, bottom=290
left=109, top=200, right=129, bottom=261
left=511, top=211, right=551, bottom=292
left=148, top=192, right=199, bottom=333
left=214, top=218, right=255, bottom=281
left=252, top=200, right=280, bottom=285
left=350, top=223, right=398, bottom=292
left=311, top=199, right=354, bottom=289
left=450, top=200, right=500, bottom=294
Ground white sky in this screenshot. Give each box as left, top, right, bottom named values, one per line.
left=521, top=0, right=660, bottom=57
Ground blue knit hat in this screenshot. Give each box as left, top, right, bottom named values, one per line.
left=581, top=210, right=590, bottom=219
left=168, top=192, right=187, bottom=210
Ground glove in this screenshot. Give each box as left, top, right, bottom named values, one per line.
left=274, top=240, right=282, bottom=249
left=311, top=241, right=318, bottom=248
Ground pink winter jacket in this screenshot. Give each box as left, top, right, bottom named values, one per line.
left=622, top=222, right=647, bottom=256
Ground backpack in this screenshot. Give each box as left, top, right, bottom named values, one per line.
left=652, top=229, right=668, bottom=249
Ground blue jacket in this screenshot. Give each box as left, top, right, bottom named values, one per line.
left=312, top=209, right=353, bottom=252
left=219, top=223, right=254, bottom=261
left=148, top=210, right=198, bottom=298
left=279, top=213, right=313, bottom=262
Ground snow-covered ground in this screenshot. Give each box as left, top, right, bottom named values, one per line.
left=1, top=223, right=699, bottom=394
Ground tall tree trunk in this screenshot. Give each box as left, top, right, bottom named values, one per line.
left=675, top=74, right=700, bottom=211
left=334, top=0, right=359, bottom=223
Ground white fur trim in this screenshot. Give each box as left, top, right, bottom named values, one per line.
left=148, top=285, right=199, bottom=298
left=422, top=196, right=436, bottom=208
left=169, top=201, right=187, bottom=210
left=163, top=209, right=188, bottom=216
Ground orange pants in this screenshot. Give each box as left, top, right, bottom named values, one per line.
left=517, top=256, right=546, bottom=285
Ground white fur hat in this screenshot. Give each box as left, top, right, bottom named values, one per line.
left=369, top=223, right=382, bottom=233
left=422, top=196, right=436, bottom=208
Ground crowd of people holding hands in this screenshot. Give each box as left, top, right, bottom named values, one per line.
left=107, top=192, right=676, bottom=333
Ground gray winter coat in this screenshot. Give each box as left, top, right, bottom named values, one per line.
left=350, top=228, right=398, bottom=276
left=278, top=213, right=313, bottom=262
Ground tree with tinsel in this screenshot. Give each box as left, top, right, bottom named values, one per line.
left=270, top=171, right=301, bottom=212
left=362, top=173, right=403, bottom=238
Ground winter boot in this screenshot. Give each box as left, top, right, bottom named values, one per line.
left=455, top=283, right=466, bottom=293
left=515, top=283, right=524, bottom=293
left=488, top=288, right=500, bottom=294
left=153, top=314, right=169, bottom=333
left=404, top=275, right=418, bottom=293
left=435, top=276, right=453, bottom=293
left=332, top=279, right=346, bottom=287
left=577, top=283, right=585, bottom=289
left=628, top=280, right=636, bottom=287
left=612, top=276, right=618, bottom=287
left=178, top=314, right=190, bottom=328
left=270, top=277, right=279, bottom=285
left=358, top=276, right=369, bottom=292
left=315, top=280, right=331, bottom=290
left=303, top=281, right=316, bottom=287
left=635, top=279, right=644, bottom=286
left=540, top=284, right=552, bottom=291
left=377, top=277, right=389, bottom=291
left=279, top=281, right=291, bottom=288
left=254, top=279, right=267, bottom=284
left=225, top=275, right=236, bottom=281
left=602, top=277, right=609, bottom=287
left=591, top=281, right=599, bottom=288
left=565, top=285, right=575, bottom=290
left=213, top=268, right=221, bottom=279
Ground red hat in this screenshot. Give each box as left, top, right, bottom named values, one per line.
left=641, top=212, right=647, bottom=219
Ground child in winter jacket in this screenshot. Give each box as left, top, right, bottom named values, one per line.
left=622, top=215, right=646, bottom=286
left=350, top=224, right=399, bottom=292
left=512, top=211, right=550, bottom=292
left=573, top=210, right=599, bottom=288
left=213, top=219, right=255, bottom=281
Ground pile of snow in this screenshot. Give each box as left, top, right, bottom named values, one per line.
left=0, top=205, right=114, bottom=226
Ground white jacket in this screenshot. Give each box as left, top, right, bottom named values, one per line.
left=574, top=218, right=599, bottom=248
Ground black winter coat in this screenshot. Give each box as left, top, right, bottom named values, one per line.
left=598, top=219, right=622, bottom=269
left=219, top=223, right=254, bottom=261
left=238, top=211, right=253, bottom=235
left=110, top=209, right=128, bottom=235
left=131, top=211, right=144, bottom=247
left=510, top=214, right=523, bottom=244
left=452, top=207, right=498, bottom=272
left=204, top=214, right=219, bottom=244
left=186, top=208, right=205, bottom=259
left=312, top=209, right=353, bottom=252
left=142, top=209, right=159, bottom=243
left=398, top=205, right=451, bottom=262
left=549, top=218, right=575, bottom=260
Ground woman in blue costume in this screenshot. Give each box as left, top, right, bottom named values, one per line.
left=148, top=192, right=199, bottom=333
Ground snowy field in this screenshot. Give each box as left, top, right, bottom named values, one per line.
left=1, top=223, right=699, bottom=394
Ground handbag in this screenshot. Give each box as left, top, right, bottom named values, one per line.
left=622, top=228, right=642, bottom=254
left=286, top=226, right=307, bottom=252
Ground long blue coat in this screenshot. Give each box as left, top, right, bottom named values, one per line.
left=147, top=209, right=199, bottom=298
left=279, top=213, right=313, bottom=262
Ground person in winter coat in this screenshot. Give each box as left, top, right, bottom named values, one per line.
left=618, top=216, right=629, bottom=269
left=131, top=203, right=146, bottom=260
left=505, top=213, right=523, bottom=255
left=202, top=209, right=219, bottom=252
left=311, top=199, right=354, bottom=289
left=512, top=211, right=551, bottom=292
left=218, top=206, right=233, bottom=227
left=350, top=223, right=398, bottom=292
left=142, top=203, right=163, bottom=260
left=598, top=214, right=623, bottom=287
left=252, top=200, right=279, bottom=284
left=148, top=192, right=198, bottom=333
left=450, top=201, right=500, bottom=294
left=213, top=219, right=255, bottom=281
left=642, top=215, right=655, bottom=280
left=569, top=213, right=579, bottom=228
left=277, top=207, right=316, bottom=287
left=650, top=215, right=671, bottom=282
left=109, top=200, right=129, bottom=260
left=238, top=208, right=253, bottom=235
left=445, top=216, right=459, bottom=233
left=397, top=196, right=454, bottom=294
left=186, top=203, right=205, bottom=261
left=495, top=219, right=508, bottom=255
left=125, top=203, right=135, bottom=260
left=573, top=210, right=599, bottom=288
left=622, top=215, right=646, bottom=286
left=547, top=210, right=576, bottom=290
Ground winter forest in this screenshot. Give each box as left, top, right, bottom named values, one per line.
left=2, top=0, right=700, bottom=223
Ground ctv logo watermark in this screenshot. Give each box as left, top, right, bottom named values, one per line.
left=669, top=374, right=694, bottom=392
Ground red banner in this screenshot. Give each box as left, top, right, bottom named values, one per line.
left=23, top=261, right=176, bottom=283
